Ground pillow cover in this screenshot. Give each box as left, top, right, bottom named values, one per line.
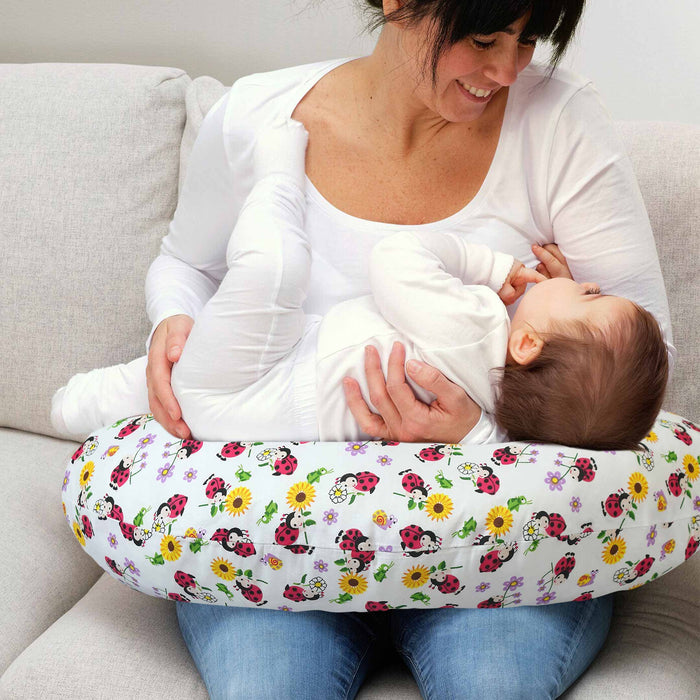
left=62, top=410, right=699, bottom=611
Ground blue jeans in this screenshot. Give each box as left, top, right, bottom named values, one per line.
left=176, top=596, right=613, bottom=699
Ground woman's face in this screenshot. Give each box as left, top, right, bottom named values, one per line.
left=398, top=12, right=537, bottom=123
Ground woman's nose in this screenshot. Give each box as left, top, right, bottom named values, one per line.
left=483, top=43, right=521, bottom=87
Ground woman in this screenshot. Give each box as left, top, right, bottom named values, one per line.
left=146, top=1, right=674, bottom=697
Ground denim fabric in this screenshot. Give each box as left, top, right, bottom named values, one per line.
left=176, top=595, right=613, bottom=699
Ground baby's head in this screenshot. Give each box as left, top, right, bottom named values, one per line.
left=495, top=278, right=668, bottom=450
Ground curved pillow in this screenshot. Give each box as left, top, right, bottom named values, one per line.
left=61, top=410, right=699, bottom=611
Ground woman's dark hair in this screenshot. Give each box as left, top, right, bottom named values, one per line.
left=360, top=1, right=585, bottom=80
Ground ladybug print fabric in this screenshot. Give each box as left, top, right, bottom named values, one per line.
left=62, top=410, right=699, bottom=611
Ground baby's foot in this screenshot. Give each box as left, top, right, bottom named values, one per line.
left=253, top=118, right=309, bottom=189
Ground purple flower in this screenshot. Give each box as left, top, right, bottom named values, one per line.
left=107, top=532, right=119, bottom=550
left=123, top=558, right=140, bottom=577
left=314, top=559, right=329, bottom=572
left=322, top=509, right=339, bottom=525
left=378, top=545, right=393, bottom=552
left=553, top=459, right=563, bottom=467
left=346, top=442, right=367, bottom=455
left=183, top=467, right=198, bottom=483
left=475, top=582, right=490, bottom=592
left=156, top=462, right=175, bottom=484
left=162, top=450, right=171, bottom=459
left=569, top=496, right=582, bottom=513
left=377, top=454, right=392, bottom=466
left=62, top=469, right=70, bottom=492
left=545, top=471, right=565, bottom=491
left=537, top=591, right=556, bottom=605
left=693, top=496, right=700, bottom=512
left=138, top=434, right=157, bottom=449
left=646, top=525, right=658, bottom=548
left=556, top=452, right=565, bottom=459
left=503, top=576, right=524, bottom=592
left=530, top=449, right=539, bottom=456
left=278, top=606, right=293, bottom=612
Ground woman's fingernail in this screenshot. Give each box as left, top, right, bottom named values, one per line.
left=169, top=410, right=178, bottom=421
left=406, top=360, right=422, bottom=373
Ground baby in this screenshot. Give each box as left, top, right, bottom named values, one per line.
left=51, top=120, right=668, bottom=450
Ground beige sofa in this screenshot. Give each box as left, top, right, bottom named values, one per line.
left=0, top=63, right=698, bottom=699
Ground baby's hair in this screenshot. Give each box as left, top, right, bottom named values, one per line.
left=494, top=303, right=668, bottom=450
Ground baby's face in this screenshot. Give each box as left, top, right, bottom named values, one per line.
left=511, top=278, right=634, bottom=334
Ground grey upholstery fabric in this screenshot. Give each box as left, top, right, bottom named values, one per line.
left=0, top=63, right=189, bottom=437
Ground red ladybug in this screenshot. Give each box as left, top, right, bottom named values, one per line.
left=155, top=494, right=188, bottom=523
left=168, top=593, right=189, bottom=602
left=534, top=511, right=567, bottom=539
left=601, top=491, right=632, bottom=518
left=109, top=456, right=134, bottom=490
left=97, top=495, right=124, bottom=522
left=477, top=595, right=504, bottom=608
left=399, top=525, right=441, bottom=556
left=211, top=527, right=256, bottom=557
left=633, top=555, right=655, bottom=577
left=345, top=550, right=375, bottom=573
left=274, top=512, right=313, bottom=553
left=105, top=557, right=124, bottom=578
left=174, top=570, right=198, bottom=596
left=429, top=570, right=464, bottom=595
left=71, top=436, right=98, bottom=463
left=491, top=446, right=520, bottom=466
left=365, top=601, right=390, bottom=611
left=399, top=470, right=430, bottom=500
left=666, top=471, right=688, bottom=497
left=682, top=419, right=700, bottom=432
left=177, top=439, right=203, bottom=460
left=119, top=521, right=148, bottom=547
left=235, top=576, right=266, bottom=605
left=81, top=515, right=94, bottom=539
left=283, top=584, right=321, bottom=602
left=272, top=447, right=298, bottom=476
left=416, top=445, right=446, bottom=462
left=115, top=415, right=149, bottom=440
left=570, top=457, right=597, bottom=483
left=338, top=471, right=380, bottom=493
left=574, top=592, right=593, bottom=602
left=217, top=441, right=247, bottom=460
left=204, top=474, right=229, bottom=501
left=336, top=528, right=374, bottom=552
left=673, top=427, right=692, bottom=445
left=478, top=543, right=516, bottom=573
left=475, top=465, right=500, bottom=495
left=685, top=536, right=699, bottom=560
left=381, top=440, right=400, bottom=447
left=553, top=552, right=576, bottom=583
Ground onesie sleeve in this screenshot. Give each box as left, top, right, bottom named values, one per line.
left=545, top=83, right=676, bottom=372
left=368, top=230, right=513, bottom=350
left=144, top=89, right=244, bottom=349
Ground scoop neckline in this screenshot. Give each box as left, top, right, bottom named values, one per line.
left=283, top=57, right=516, bottom=232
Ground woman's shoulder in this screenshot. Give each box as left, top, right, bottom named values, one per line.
left=222, top=58, right=354, bottom=128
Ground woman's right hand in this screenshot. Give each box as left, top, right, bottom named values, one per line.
left=146, top=314, right=194, bottom=439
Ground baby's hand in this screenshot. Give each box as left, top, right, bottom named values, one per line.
left=532, top=243, right=574, bottom=280
left=498, top=261, right=546, bottom=305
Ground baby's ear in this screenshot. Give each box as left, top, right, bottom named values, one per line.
left=507, top=328, right=544, bottom=365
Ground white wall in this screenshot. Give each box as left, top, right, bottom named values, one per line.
left=0, top=0, right=697, bottom=124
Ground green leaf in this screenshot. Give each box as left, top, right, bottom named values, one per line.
left=244, top=569, right=253, bottom=578
left=408, top=499, right=416, bottom=510
left=628, top=511, right=636, bottom=521
left=305, top=519, right=316, bottom=526
left=348, top=494, right=356, bottom=506
left=210, top=505, right=217, bottom=517
left=334, top=558, right=346, bottom=566
left=301, top=574, right=307, bottom=584
left=438, top=561, right=446, bottom=570
left=625, top=561, right=634, bottom=567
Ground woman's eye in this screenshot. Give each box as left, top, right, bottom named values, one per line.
left=471, top=38, right=495, bottom=50
left=519, top=37, right=538, bottom=48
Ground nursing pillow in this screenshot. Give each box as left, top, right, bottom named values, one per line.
left=62, top=410, right=699, bottom=611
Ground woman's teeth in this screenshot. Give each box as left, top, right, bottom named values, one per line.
left=459, top=81, right=492, bottom=98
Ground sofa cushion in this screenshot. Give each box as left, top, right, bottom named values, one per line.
left=0, top=63, right=189, bottom=437
left=615, top=122, right=700, bottom=419
left=0, top=429, right=103, bottom=675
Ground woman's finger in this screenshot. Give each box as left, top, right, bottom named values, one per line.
left=385, top=341, right=422, bottom=413
left=342, top=377, right=388, bottom=438
left=363, top=345, right=402, bottom=429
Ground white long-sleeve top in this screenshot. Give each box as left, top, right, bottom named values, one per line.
left=315, top=232, right=513, bottom=441
left=145, top=58, right=675, bottom=440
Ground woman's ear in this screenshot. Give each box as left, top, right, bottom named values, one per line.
left=507, top=328, right=544, bottom=365
left=383, top=0, right=404, bottom=17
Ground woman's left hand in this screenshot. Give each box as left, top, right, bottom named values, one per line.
left=343, top=342, right=482, bottom=443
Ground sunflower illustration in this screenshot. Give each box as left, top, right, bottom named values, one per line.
left=339, top=572, right=368, bottom=595
left=79, top=461, right=95, bottom=487
left=72, top=521, right=86, bottom=547
left=402, top=565, right=430, bottom=589
left=160, top=535, right=182, bottom=561
left=211, top=557, right=236, bottom=580
left=627, top=472, right=649, bottom=502
left=683, top=454, right=699, bottom=481
left=602, top=537, right=627, bottom=565
left=225, top=487, right=252, bottom=517
left=286, top=481, right=316, bottom=511
left=425, top=493, right=454, bottom=522
left=484, top=505, right=514, bottom=536
left=644, top=431, right=658, bottom=443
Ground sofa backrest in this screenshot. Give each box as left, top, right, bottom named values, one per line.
left=0, top=64, right=697, bottom=438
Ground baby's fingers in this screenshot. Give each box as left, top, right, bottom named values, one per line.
left=532, top=243, right=573, bottom=279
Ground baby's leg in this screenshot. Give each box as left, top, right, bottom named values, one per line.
left=172, top=120, right=311, bottom=434
left=51, top=355, right=150, bottom=441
